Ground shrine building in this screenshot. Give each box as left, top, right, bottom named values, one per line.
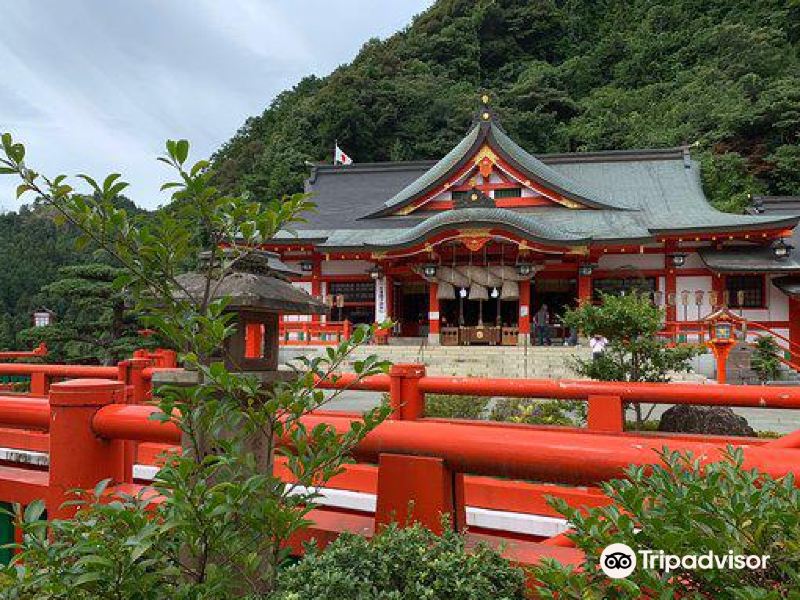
left=267, top=97, right=800, bottom=348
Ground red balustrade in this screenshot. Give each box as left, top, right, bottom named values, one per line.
left=279, top=320, right=352, bottom=346
left=0, top=365, right=799, bottom=576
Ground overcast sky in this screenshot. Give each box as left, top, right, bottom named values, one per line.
left=0, top=0, right=433, bottom=212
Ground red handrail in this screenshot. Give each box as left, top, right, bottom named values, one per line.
left=0, top=396, right=49, bottom=430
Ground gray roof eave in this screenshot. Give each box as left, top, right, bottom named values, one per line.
left=363, top=208, right=590, bottom=250
left=698, top=247, right=800, bottom=273
left=648, top=215, right=799, bottom=235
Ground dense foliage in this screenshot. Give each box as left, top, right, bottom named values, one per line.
left=16, top=263, right=154, bottom=364
left=0, top=198, right=144, bottom=354
left=276, top=523, right=526, bottom=600
left=533, top=448, right=800, bottom=598
left=212, top=0, right=800, bottom=214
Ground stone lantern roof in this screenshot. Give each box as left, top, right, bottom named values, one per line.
left=175, top=249, right=326, bottom=315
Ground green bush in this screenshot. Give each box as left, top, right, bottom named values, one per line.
left=424, top=394, right=489, bottom=419
left=490, top=398, right=583, bottom=426
left=751, top=336, right=782, bottom=383
left=533, top=448, right=800, bottom=598
left=276, top=523, right=526, bottom=600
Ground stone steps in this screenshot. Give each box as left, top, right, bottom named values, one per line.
left=280, top=344, right=712, bottom=383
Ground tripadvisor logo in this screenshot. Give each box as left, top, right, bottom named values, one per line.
left=600, top=543, right=770, bottom=579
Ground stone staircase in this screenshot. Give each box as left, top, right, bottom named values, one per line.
left=281, top=343, right=710, bottom=381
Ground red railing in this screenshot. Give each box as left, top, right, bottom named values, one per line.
left=1, top=365, right=800, bottom=576
left=279, top=320, right=352, bottom=346
left=0, top=342, right=48, bottom=360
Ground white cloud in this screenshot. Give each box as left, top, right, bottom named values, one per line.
left=0, top=0, right=433, bottom=211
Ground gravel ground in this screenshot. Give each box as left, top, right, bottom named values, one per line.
left=320, top=390, right=800, bottom=434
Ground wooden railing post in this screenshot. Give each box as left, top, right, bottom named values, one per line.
left=117, top=358, right=152, bottom=483
left=342, top=319, right=352, bottom=341
left=48, top=379, right=126, bottom=519
left=29, top=372, right=49, bottom=396
left=388, top=364, right=426, bottom=420
left=375, top=453, right=465, bottom=534
left=587, top=395, right=624, bottom=433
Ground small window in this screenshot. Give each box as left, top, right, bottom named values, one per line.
left=493, top=187, right=522, bottom=199
left=592, top=277, right=657, bottom=302
left=726, top=275, right=764, bottom=308
left=451, top=190, right=470, bottom=202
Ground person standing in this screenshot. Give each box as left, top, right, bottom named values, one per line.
left=534, top=304, right=551, bottom=346
left=589, top=333, right=608, bottom=360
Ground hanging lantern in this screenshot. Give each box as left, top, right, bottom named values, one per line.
left=490, top=287, right=499, bottom=298
left=459, top=287, right=468, bottom=298
left=423, top=263, right=438, bottom=278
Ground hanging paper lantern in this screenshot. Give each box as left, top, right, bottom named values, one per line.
left=437, top=282, right=456, bottom=300
left=490, top=287, right=499, bottom=298
left=500, top=280, right=519, bottom=300
left=469, top=283, right=488, bottom=300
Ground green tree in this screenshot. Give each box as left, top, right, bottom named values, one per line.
left=16, top=262, right=152, bottom=364
left=564, top=292, right=703, bottom=428
left=0, top=133, right=393, bottom=597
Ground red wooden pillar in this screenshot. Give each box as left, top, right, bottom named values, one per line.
left=519, top=279, right=531, bottom=337
left=578, top=272, right=592, bottom=304
left=664, top=244, right=678, bottom=334
left=428, top=282, right=440, bottom=342
left=790, top=297, right=800, bottom=366
left=48, top=379, right=126, bottom=519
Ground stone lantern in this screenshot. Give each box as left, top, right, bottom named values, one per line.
left=174, top=249, right=326, bottom=372
left=702, top=308, right=743, bottom=384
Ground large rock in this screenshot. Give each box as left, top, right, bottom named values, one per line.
left=658, top=405, right=756, bottom=437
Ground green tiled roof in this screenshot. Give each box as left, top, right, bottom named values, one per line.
left=367, top=118, right=631, bottom=217
left=367, top=208, right=588, bottom=249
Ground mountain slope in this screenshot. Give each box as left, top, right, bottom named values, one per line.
left=212, top=0, right=800, bottom=213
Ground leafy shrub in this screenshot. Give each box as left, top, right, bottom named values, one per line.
left=276, top=522, right=526, bottom=600
left=751, top=336, right=782, bottom=383
left=424, top=394, right=489, bottom=419
left=533, top=448, right=800, bottom=598
left=1, top=487, right=173, bottom=600
left=490, top=398, right=583, bottom=426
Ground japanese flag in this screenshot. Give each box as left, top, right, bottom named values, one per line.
left=334, top=144, right=353, bottom=165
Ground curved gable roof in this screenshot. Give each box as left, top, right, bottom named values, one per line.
left=363, top=116, right=633, bottom=218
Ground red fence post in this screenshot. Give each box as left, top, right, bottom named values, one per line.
left=48, top=379, right=126, bottom=519
left=343, top=319, right=352, bottom=341
left=375, top=453, right=465, bottom=534
left=117, top=357, right=152, bottom=483
left=29, top=372, right=49, bottom=396
left=388, top=364, right=426, bottom=420
left=587, top=395, right=624, bottom=433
